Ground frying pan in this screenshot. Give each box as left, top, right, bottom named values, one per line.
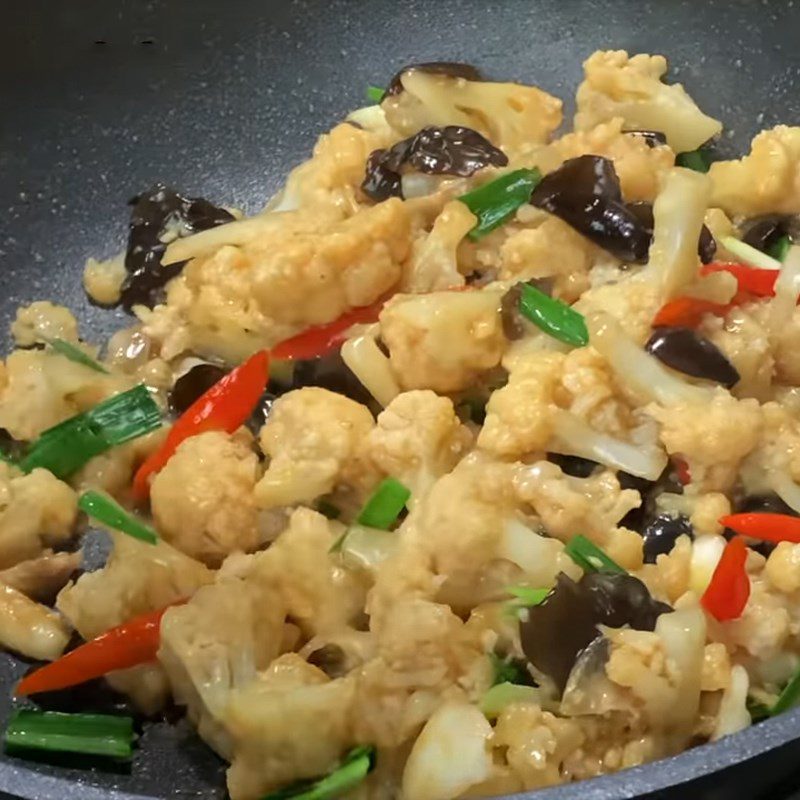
left=2, top=0, right=800, bottom=798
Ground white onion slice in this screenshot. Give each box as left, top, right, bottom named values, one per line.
left=340, top=334, right=400, bottom=408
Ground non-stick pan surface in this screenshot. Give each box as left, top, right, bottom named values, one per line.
left=2, top=1, right=800, bottom=798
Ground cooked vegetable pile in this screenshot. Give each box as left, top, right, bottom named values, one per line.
left=3, top=48, right=800, bottom=800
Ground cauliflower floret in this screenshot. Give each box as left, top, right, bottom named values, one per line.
left=513, top=461, right=640, bottom=553
left=765, top=542, right=800, bottom=595
left=255, top=388, right=377, bottom=509
left=0, top=582, right=70, bottom=661
left=353, top=598, right=484, bottom=748
left=740, top=403, right=800, bottom=498
left=57, top=532, right=213, bottom=639
left=274, top=122, right=394, bottom=215
left=225, top=656, right=356, bottom=800
left=143, top=199, right=410, bottom=362
left=637, top=535, right=693, bottom=604
left=380, top=289, right=505, bottom=393
left=0, top=465, right=78, bottom=570
left=709, top=126, right=800, bottom=217
left=492, top=703, right=584, bottom=791
left=746, top=300, right=800, bottom=387
left=701, top=307, right=774, bottom=401
left=648, top=389, right=762, bottom=493
left=159, top=564, right=286, bottom=759
left=574, top=50, right=722, bottom=153
left=151, top=431, right=260, bottom=566
left=367, top=391, right=472, bottom=501
left=83, top=254, right=127, bottom=306
left=537, top=117, right=674, bottom=202
left=498, top=216, right=597, bottom=302
left=0, top=550, right=81, bottom=604
left=251, top=508, right=365, bottom=636
left=11, top=302, right=80, bottom=346
left=402, top=201, right=476, bottom=292
left=0, top=349, right=126, bottom=440
left=383, top=70, right=562, bottom=156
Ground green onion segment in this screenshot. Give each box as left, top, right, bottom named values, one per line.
left=459, top=168, right=542, bottom=240
left=489, top=652, right=533, bottom=687
left=767, top=235, right=792, bottom=263
left=21, top=385, right=161, bottom=479
left=720, top=236, right=782, bottom=271
left=78, top=491, right=158, bottom=545
left=503, top=585, right=550, bottom=617
left=4, top=710, right=134, bottom=759
left=676, top=149, right=711, bottom=173
left=357, top=477, right=411, bottom=530
left=518, top=283, right=589, bottom=347
left=565, top=534, right=626, bottom=575
left=365, top=85, right=385, bottom=104
left=45, top=338, right=109, bottom=374
left=770, top=665, right=800, bottom=716
left=262, top=745, right=376, bottom=800
left=480, top=682, right=540, bottom=719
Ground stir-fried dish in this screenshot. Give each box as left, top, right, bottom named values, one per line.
left=4, top=49, right=800, bottom=800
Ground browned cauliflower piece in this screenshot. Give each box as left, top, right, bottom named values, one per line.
left=648, top=390, right=762, bottom=493
left=380, top=289, right=505, bottom=393
left=159, top=563, right=286, bottom=760
left=141, top=199, right=411, bottom=362
left=709, top=126, right=800, bottom=217
left=367, top=390, right=472, bottom=500
left=225, top=656, right=356, bottom=800
left=382, top=70, right=562, bottom=156
left=11, top=302, right=80, bottom=346
left=0, top=550, right=81, bottom=604
left=537, top=117, right=674, bottom=202
left=0, top=582, right=70, bottom=661
left=151, top=431, right=260, bottom=566
left=255, top=388, right=378, bottom=509
left=574, top=51, right=722, bottom=153
left=0, top=464, right=78, bottom=570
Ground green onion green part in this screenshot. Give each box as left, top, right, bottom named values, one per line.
left=565, top=534, right=626, bottom=575
left=720, top=236, right=782, bottom=271
left=489, top=653, right=534, bottom=687
left=4, top=710, right=134, bottom=760
left=78, top=490, right=158, bottom=545
left=21, top=385, right=162, bottom=479
left=459, top=168, right=542, bottom=240
left=45, top=338, right=109, bottom=374
left=261, top=745, right=376, bottom=800
left=503, top=585, right=551, bottom=618
left=365, top=85, right=385, bottom=104
left=357, top=477, right=411, bottom=530
left=518, top=283, right=589, bottom=347
left=480, top=682, right=540, bottom=719
left=746, top=696, right=771, bottom=722
left=767, top=234, right=792, bottom=263
left=770, top=664, right=800, bottom=716
left=676, top=149, right=711, bottom=173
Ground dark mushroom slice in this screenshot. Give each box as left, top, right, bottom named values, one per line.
left=740, top=214, right=800, bottom=258
left=307, top=644, right=349, bottom=679
left=385, top=61, right=484, bottom=97
left=530, top=155, right=652, bottom=263
left=624, top=129, right=668, bottom=148
left=645, top=326, right=740, bottom=388
left=520, top=571, right=671, bottom=693
left=499, top=278, right=554, bottom=341
left=547, top=453, right=599, bottom=479
left=119, top=185, right=234, bottom=312
left=169, top=363, right=228, bottom=415
left=362, top=126, right=507, bottom=202
left=641, top=513, right=694, bottom=563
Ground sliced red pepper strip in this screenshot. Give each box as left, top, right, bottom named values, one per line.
left=16, top=604, right=180, bottom=696
left=652, top=291, right=754, bottom=329
left=673, top=456, right=692, bottom=486
left=132, top=350, right=269, bottom=500
left=720, top=513, right=800, bottom=544
left=271, top=300, right=385, bottom=361
left=700, top=262, right=779, bottom=297
left=701, top=536, right=750, bottom=622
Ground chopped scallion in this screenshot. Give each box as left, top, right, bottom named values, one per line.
left=518, top=283, right=588, bottom=347
left=45, top=338, right=109, bottom=375
left=262, top=745, right=375, bottom=800
left=21, top=385, right=161, bottom=479
left=480, top=682, right=540, bottom=719
left=489, top=652, right=534, bottom=687
left=78, top=491, right=158, bottom=545
left=365, top=85, right=385, bottom=104
left=720, top=236, right=782, bottom=271
left=459, top=168, right=542, bottom=240
left=565, top=534, right=626, bottom=575
left=357, top=477, right=410, bottom=530
left=767, top=234, right=792, bottom=263
left=770, top=664, right=800, bottom=716
left=676, top=149, right=711, bottom=173
left=505, top=586, right=550, bottom=608
left=4, top=710, right=134, bottom=760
